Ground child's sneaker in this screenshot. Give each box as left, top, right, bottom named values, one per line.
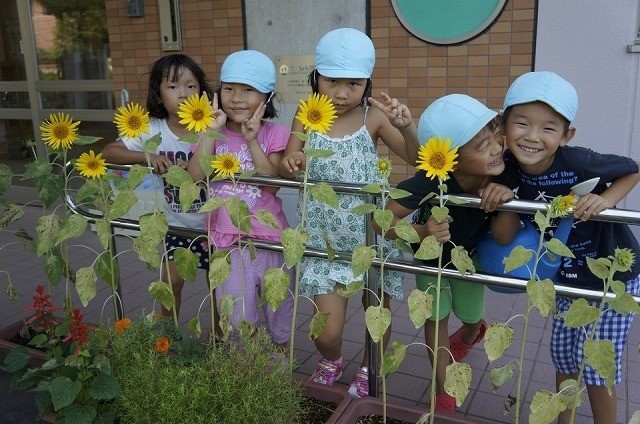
left=347, top=366, right=369, bottom=398
left=310, top=357, right=343, bottom=385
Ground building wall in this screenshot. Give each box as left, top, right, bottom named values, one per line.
left=370, top=0, right=536, bottom=184
left=105, top=0, right=537, bottom=185
left=535, top=0, right=640, bottom=210
left=105, top=0, right=245, bottom=106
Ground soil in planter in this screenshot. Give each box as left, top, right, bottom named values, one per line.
left=355, top=415, right=412, bottom=424
left=294, top=396, right=338, bottom=424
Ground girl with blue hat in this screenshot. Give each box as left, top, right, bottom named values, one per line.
left=381, top=94, right=519, bottom=413
left=187, top=50, right=294, bottom=347
left=278, top=28, right=420, bottom=399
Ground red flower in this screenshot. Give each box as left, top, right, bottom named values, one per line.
left=62, top=309, right=98, bottom=356
left=24, top=285, right=59, bottom=333
left=114, top=318, right=131, bottom=333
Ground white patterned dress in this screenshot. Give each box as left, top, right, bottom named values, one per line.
left=298, top=108, right=404, bottom=300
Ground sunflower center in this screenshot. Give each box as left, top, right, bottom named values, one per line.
left=128, top=116, right=141, bottom=130
left=429, top=152, right=446, bottom=170
left=192, top=110, right=204, bottom=121
left=307, top=110, right=322, bottom=124
left=88, top=160, right=99, bottom=170
left=54, top=125, right=69, bottom=140
left=222, top=159, right=235, bottom=170
left=379, top=162, right=388, bottom=170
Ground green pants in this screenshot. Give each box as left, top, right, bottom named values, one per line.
left=415, top=257, right=484, bottom=323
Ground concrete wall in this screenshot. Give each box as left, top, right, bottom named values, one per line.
left=535, top=0, right=640, bottom=212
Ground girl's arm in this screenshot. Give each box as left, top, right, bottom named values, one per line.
left=277, top=113, right=306, bottom=178
left=101, top=140, right=173, bottom=174
left=242, top=103, right=278, bottom=176
left=574, top=161, right=640, bottom=221
left=368, top=93, right=420, bottom=165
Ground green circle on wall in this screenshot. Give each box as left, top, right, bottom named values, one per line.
left=391, top=0, right=507, bottom=44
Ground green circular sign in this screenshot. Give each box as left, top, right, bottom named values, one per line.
left=391, top=0, right=507, bottom=45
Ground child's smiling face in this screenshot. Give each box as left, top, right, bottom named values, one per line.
left=505, top=101, right=575, bottom=174
left=455, top=122, right=506, bottom=179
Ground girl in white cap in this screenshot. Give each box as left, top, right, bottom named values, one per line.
left=188, top=50, right=293, bottom=347
left=278, top=28, right=420, bottom=398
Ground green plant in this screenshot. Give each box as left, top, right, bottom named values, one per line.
left=107, top=315, right=303, bottom=423
left=1, top=285, right=121, bottom=423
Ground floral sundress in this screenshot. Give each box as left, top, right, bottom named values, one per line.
left=297, top=107, right=404, bottom=300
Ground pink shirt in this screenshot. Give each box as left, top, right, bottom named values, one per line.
left=191, top=122, right=290, bottom=248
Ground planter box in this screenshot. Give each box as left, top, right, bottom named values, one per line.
left=298, top=379, right=352, bottom=424
left=339, top=397, right=486, bottom=424
left=0, top=320, right=47, bottom=366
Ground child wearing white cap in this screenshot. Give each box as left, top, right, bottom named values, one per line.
left=278, top=28, right=420, bottom=398
left=382, top=94, right=519, bottom=413
left=187, top=50, right=293, bottom=346
left=502, top=71, right=640, bottom=423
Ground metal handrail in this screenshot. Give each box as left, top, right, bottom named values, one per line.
left=65, top=163, right=640, bottom=397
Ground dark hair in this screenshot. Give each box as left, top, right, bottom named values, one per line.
left=146, top=54, right=214, bottom=119
left=215, top=87, right=278, bottom=120
left=307, top=70, right=373, bottom=106
left=503, top=105, right=571, bottom=137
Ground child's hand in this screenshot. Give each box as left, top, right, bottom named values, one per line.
left=208, top=92, right=227, bottom=131
left=419, top=215, right=451, bottom=243
left=281, top=151, right=307, bottom=174
left=368, top=92, right=413, bottom=129
left=148, top=153, right=173, bottom=174
left=242, top=102, right=266, bottom=143
left=573, top=193, right=611, bottom=221
left=478, top=183, right=514, bottom=212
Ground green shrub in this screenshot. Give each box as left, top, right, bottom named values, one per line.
left=107, top=318, right=302, bottom=423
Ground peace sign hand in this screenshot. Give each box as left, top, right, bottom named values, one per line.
left=241, top=102, right=266, bottom=143
left=208, top=92, right=227, bottom=131
left=368, top=92, right=413, bottom=129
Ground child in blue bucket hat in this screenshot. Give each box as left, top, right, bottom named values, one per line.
left=278, top=28, right=421, bottom=399
left=501, top=71, right=640, bottom=423
left=381, top=94, right=520, bottom=413
left=187, top=50, right=294, bottom=347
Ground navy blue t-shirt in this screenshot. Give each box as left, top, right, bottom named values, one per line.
left=396, top=171, right=503, bottom=267
left=503, top=146, right=640, bottom=289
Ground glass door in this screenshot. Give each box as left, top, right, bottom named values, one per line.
left=0, top=0, right=116, bottom=202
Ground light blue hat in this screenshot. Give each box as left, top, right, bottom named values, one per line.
left=418, top=94, right=498, bottom=148
left=220, top=50, right=276, bottom=93
left=315, top=28, right=375, bottom=79
left=503, top=71, right=578, bottom=122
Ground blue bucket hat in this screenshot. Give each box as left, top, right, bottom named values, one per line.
left=220, top=50, right=276, bottom=94
left=315, top=28, right=375, bottom=79
left=417, top=94, right=497, bottom=148
left=503, top=71, right=578, bottom=122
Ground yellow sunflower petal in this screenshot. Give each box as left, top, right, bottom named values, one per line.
left=210, top=153, right=241, bottom=179
left=75, top=150, right=107, bottom=179
left=415, top=136, right=458, bottom=181
left=40, top=113, right=80, bottom=150
left=177, top=93, right=214, bottom=133
left=295, top=93, right=337, bottom=135
left=113, top=102, right=150, bottom=139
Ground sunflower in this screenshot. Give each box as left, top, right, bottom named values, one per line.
left=415, top=136, right=458, bottom=181
left=178, top=93, right=214, bottom=133
left=376, top=157, right=392, bottom=179
left=295, top=93, right=337, bottom=134
left=113, top=102, right=150, bottom=139
left=75, top=150, right=107, bottom=179
left=211, top=153, right=241, bottom=179
left=39, top=113, right=80, bottom=150
left=550, top=194, right=576, bottom=218
left=613, top=247, right=635, bottom=272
